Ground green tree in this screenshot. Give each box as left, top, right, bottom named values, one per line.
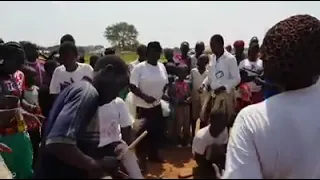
left=104, top=22, right=139, bottom=51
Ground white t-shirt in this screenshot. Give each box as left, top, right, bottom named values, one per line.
left=130, top=61, right=168, bottom=108
left=98, top=97, right=134, bottom=147
left=191, top=68, right=208, bottom=100
left=238, top=58, right=263, bottom=92
left=49, top=63, right=93, bottom=94
left=24, top=85, right=39, bottom=105
left=192, top=126, right=228, bottom=155
left=128, top=59, right=141, bottom=72
left=223, top=82, right=320, bottom=179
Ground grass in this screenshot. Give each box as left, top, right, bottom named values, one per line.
left=84, top=51, right=166, bottom=64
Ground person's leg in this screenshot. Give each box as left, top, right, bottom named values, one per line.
left=114, top=142, right=143, bottom=179
left=28, top=129, right=41, bottom=168
left=147, top=105, right=165, bottom=161
left=175, top=106, right=183, bottom=146
left=191, top=99, right=200, bottom=138
left=1, top=132, right=33, bottom=179
left=182, top=105, right=191, bottom=146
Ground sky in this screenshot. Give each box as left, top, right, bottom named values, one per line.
left=1, top=1, right=320, bottom=48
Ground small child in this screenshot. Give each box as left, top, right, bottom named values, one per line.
left=170, top=64, right=191, bottom=147
left=23, top=66, right=40, bottom=108
left=192, top=109, right=229, bottom=179
left=190, top=54, right=209, bottom=138
left=98, top=97, right=143, bottom=179
left=21, top=65, right=42, bottom=167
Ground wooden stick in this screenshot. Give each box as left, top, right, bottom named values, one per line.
left=128, top=131, right=148, bottom=150
left=117, top=131, right=148, bottom=160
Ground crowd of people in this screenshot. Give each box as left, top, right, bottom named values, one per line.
left=0, top=13, right=320, bottom=179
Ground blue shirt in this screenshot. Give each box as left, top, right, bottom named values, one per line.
left=35, top=79, right=99, bottom=178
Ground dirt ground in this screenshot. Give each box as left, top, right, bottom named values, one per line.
left=145, top=147, right=197, bottom=179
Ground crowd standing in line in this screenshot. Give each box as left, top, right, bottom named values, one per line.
left=0, top=13, right=319, bottom=179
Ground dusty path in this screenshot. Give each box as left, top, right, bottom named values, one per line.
left=145, top=147, right=196, bottom=179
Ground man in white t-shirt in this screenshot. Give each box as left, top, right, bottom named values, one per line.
left=98, top=97, right=143, bottom=179
left=128, top=44, right=147, bottom=72
left=223, top=15, right=320, bottom=179
left=49, top=42, right=93, bottom=97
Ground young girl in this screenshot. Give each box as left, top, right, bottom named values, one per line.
left=190, top=54, right=209, bottom=138
left=170, top=64, right=191, bottom=147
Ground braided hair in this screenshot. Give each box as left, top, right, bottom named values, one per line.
left=260, top=14, right=320, bottom=91
left=0, top=42, right=26, bottom=76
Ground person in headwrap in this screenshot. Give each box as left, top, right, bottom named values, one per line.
left=0, top=42, right=41, bottom=179
left=224, top=14, right=320, bottom=179
left=233, top=40, right=246, bottom=65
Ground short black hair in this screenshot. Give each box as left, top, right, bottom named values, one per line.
left=78, top=55, right=85, bottom=63
left=60, top=34, right=75, bottom=45
left=0, top=38, right=4, bottom=44
left=210, top=34, right=224, bottom=46
left=147, top=41, right=162, bottom=53
left=94, top=55, right=128, bottom=75
left=2, top=41, right=26, bottom=66
left=90, top=55, right=99, bottom=68
left=44, top=59, right=59, bottom=73
left=20, top=41, right=37, bottom=52
left=181, top=41, right=190, bottom=47
left=59, top=42, right=78, bottom=57
left=104, top=47, right=116, bottom=56
left=136, top=44, right=147, bottom=55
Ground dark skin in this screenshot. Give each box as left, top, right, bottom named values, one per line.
left=130, top=48, right=162, bottom=104
left=164, top=49, right=174, bottom=63
left=241, top=45, right=261, bottom=83
left=195, top=42, right=205, bottom=58
left=172, top=66, right=191, bottom=105
left=24, top=44, right=38, bottom=63
left=226, top=45, right=232, bottom=53
left=197, top=54, right=209, bottom=74
left=46, top=66, right=131, bottom=178
left=199, top=39, right=226, bottom=94
left=194, top=113, right=227, bottom=176
left=137, top=45, right=147, bottom=62
left=180, top=42, right=191, bottom=71
left=51, top=51, right=78, bottom=100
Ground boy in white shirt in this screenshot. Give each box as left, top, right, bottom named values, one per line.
left=190, top=54, right=209, bottom=137
left=94, top=57, right=143, bottom=179
left=98, top=97, right=143, bottom=179
left=192, top=109, right=228, bottom=179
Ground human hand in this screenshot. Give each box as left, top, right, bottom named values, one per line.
left=214, top=86, right=226, bottom=94
left=144, top=95, right=157, bottom=104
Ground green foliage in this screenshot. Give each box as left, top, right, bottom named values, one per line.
left=104, top=22, right=139, bottom=51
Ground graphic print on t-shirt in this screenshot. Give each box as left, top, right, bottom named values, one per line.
left=59, top=77, right=74, bottom=92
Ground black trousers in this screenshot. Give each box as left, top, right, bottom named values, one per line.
left=135, top=105, right=165, bottom=159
